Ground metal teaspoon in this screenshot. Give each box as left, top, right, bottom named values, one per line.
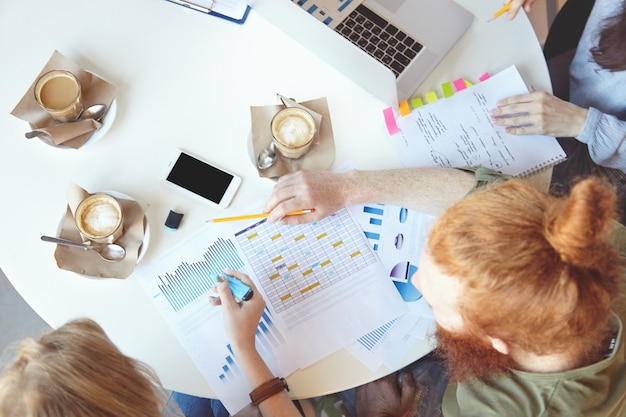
left=40, top=235, right=126, bottom=262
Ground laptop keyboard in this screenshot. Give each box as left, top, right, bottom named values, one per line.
left=334, top=4, right=423, bottom=77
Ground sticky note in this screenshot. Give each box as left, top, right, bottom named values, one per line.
left=453, top=78, right=466, bottom=92
left=425, top=91, right=438, bottom=103
left=442, top=82, right=454, bottom=98
left=410, top=97, right=424, bottom=109
left=399, top=100, right=411, bottom=116
left=479, top=72, right=490, bottom=82
left=464, top=79, right=473, bottom=88
left=383, top=107, right=400, bottom=135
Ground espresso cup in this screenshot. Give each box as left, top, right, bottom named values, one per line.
left=34, top=70, right=83, bottom=122
left=74, top=194, right=124, bottom=244
left=270, top=107, right=317, bottom=159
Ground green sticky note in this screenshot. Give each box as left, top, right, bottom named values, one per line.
left=410, top=97, right=424, bottom=108
left=425, top=91, right=438, bottom=103
left=442, top=82, right=454, bottom=98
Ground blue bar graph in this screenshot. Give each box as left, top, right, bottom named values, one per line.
left=364, top=231, right=380, bottom=240
left=357, top=318, right=399, bottom=351
left=157, top=238, right=245, bottom=312
left=363, top=206, right=384, bottom=216
left=217, top=308, right=284, bottom=382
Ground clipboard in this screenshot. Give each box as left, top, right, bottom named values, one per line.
left=165, top=0, right=251, bottom=25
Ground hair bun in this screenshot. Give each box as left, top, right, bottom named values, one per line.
left=545, top=178, right=617, bottom=266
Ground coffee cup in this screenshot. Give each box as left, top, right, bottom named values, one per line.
left=34, top=70, right=83, bottom=122
left=270, top=107, right=317, bottom=159
left=74, top=194, right=124, bottom=244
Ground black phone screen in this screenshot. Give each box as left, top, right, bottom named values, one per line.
left=166, top=153, right=234, bottom=204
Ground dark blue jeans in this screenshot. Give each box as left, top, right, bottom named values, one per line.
left=167, top=352, right=448, bottom=417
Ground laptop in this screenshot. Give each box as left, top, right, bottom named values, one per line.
left=250, top=0, right=473, bottom=104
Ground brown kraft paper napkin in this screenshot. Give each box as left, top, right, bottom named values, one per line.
left=53, top=183, right=147, bottom=279
left=250, top=96, right=336, bottom=178
left=11, top=50, right=118, bottom=149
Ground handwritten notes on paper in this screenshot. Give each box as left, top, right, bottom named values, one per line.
left=386, top=66, right=565, bottom=177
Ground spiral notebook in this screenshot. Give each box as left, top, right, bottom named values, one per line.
left=384, top=65, right=566, bottom=177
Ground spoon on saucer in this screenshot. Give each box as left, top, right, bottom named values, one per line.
left=257, top=141, right=277, bottom=170
left=25, top=104, right=108, bottom=139
left=40, top=235, right=126, bottom=262
left=78, top=103, right=107, bottom=122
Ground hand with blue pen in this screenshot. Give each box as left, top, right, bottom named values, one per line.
left=209, top=270, right=265, bottom=352
left=209, top=269, right=302, bottom=416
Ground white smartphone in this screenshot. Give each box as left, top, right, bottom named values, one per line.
left=161, top=150, right=241, bottom=208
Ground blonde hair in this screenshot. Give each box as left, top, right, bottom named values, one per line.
left=0, top=318, right=182, bottom=417
left=428, top=178, right=622, bottom=360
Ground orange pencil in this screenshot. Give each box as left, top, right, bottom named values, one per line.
left=207, top=209, right=314, bottom=223
left=488, top=2, right=512, bottom=22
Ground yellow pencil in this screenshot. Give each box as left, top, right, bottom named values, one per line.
left=207, top=209, right=315, bottom=223
left=488, top=2, right=512, bottom=22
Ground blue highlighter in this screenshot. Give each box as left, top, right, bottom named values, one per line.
left=209, top=272, right=253, bottom=301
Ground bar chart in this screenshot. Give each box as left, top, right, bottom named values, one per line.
left=156, top=237, right=245, bottom=312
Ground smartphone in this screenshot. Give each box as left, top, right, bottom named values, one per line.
left=161, top=150, right=241, bottom=208
left=209, top=272, right=253, bottom=301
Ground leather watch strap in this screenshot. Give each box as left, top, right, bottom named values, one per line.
left=249, top=377, right=290, bottom=406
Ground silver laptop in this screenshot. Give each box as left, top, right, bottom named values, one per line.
left=250, top=0, right=473, bottom=104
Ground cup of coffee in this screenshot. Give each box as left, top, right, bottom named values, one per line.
left=270, top=107, right=317, bottom=159
left=74, top=194, right=124, bottom=244
left=34, top=70, right=83, bottom=122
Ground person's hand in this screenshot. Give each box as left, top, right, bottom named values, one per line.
left=507, top=0, right=537, bottom=20
left=263, top=170, right=353, bottom=225
left=210, top=269, right=265, bottom=351
left=490, top=91, right=589, bottom=138
left=355, top=372, right=419, bottom=417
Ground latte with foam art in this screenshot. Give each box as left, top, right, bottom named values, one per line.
left=75, top=194, right=123, bottom=243
left=270, top=107, right=316, bottom=159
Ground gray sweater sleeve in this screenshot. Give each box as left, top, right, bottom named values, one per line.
left=577, top=107, right=626, bottom=170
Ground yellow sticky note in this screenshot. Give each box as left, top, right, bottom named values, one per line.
left=399, top=100, right=411, bottom=116
left=425, top=91, right=438, bottom=103
left=464, top=79, right=473, bottom=88
left=442, top=82, right=454, bottom=98
left=410, top=97, right=424, bottom=109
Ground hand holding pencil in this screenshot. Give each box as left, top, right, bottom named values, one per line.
left=207, top=209, right=315, bottom=223
left=488, top=0, right=536, bottom=22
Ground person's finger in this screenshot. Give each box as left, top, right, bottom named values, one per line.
left=494, top=93, right=535, bottom=107
left=224, top=269, right=258, bottom=292
left=216, top=275, right=238, bottom=309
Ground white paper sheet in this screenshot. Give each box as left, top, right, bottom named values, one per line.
left=345, top=203, right=436, bottom=370
left=136, top=206, right=406, bottom=414
left=390, top=66, right=565, bottom=177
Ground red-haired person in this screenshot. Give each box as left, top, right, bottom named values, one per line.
left=264, top=167, right=626, bottom=416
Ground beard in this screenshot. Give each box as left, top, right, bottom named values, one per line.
left=434, top=325, right=516, bottom=383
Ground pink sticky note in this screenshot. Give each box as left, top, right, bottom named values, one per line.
left=479, top=72, right=490, bottom=82
left=383, top=107, right=400, bottom=135
left=453, top=78, right=466, bottom=91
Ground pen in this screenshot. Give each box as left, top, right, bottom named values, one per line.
left=207, top=209, right=315, bottom=223
left=168, top=0, right=213, bottom=13
left=488, top=2, right=512, bottom=22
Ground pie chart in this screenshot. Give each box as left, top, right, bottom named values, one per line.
left=390, top=261, right=422, bottom=302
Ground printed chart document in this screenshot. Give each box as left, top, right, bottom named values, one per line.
left=346, top=203, right=436, bottom=370
left=389, top=66, right=565, bottom=177
left=136, top=207, right=406, bottom=414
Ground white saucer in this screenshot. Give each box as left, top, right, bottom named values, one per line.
left=38, top=99, right=118, bottom=149
left=56, top=189, right=150, bottom=264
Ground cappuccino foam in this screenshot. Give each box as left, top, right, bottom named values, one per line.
left=271, top=108, right=315, bottom=147
left=75, top=195, right=123, bottom=240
